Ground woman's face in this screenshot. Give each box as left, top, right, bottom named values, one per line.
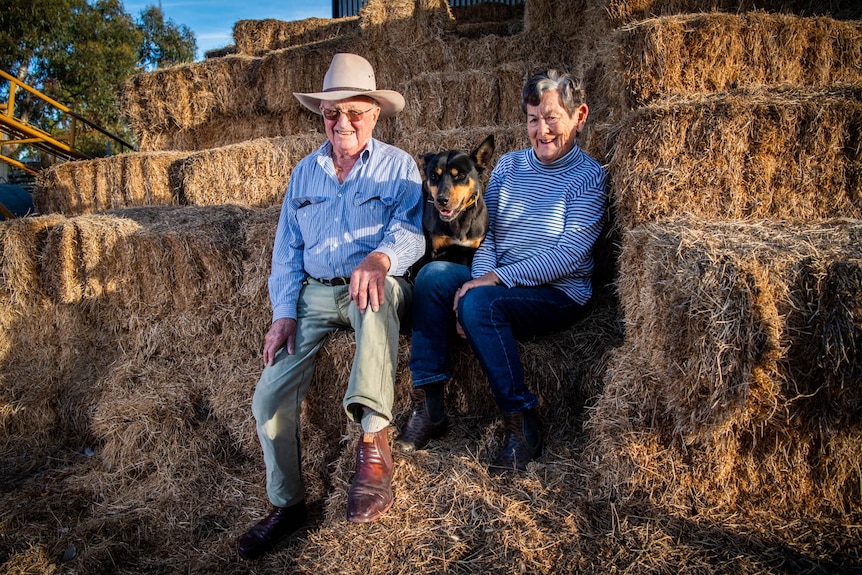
left=526, top=90, right=588, bottom=164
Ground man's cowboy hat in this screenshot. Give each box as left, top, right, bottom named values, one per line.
left=293, top=53, right=405, bottom=119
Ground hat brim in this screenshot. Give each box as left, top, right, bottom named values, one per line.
left=294, top=89, right=405, bottom=119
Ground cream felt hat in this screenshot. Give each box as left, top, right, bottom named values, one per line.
left=293, top=53, right=405, bottom=119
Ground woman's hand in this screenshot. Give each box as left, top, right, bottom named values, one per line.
left=453, top=271, right=501, bottom=338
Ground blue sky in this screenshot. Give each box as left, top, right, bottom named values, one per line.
left=123, top=1, right=332, bottom=60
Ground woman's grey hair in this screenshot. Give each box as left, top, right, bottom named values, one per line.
left=520, top=69, right=586, bottom=115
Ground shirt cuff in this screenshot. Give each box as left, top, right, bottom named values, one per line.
left=374, top=247, right=399, bottom=276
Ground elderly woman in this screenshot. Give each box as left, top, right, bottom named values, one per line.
left=396, top=69, right=608, bottom=472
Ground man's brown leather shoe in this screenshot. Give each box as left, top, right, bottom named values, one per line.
left=237, top=501, right=307, bottom=560
left=395, top=383, right=448, bottom=452
left=347, top=429, right=393, bottom=523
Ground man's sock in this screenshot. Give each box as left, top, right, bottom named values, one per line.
left=361, top=408, right=389, bottom=434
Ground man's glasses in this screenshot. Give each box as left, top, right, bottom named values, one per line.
left=321, top=106, right=376, bottom=121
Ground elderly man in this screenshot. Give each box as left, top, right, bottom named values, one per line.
left=238, top=53, right=425, bottom=560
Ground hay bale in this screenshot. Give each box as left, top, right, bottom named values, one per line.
left=33, top=151, right=190, bottom=215
left=176, top=135, right=325, bottom=208
left=359, top=0, right=454, bottom=44
left=605, top=0, right=862, bottom=26
left=118, top=55, right=259, bottom=135
left=233, top=17, right=361, bottom=56
left=394, top=63, right=530, bottom=133
left=610, top=86, right=862, bottom=229
left=0, top=214, right=121, bottom=451
left=599, top=13, right=862, bottom=115
left=592, top=216, right=862, bottom=518
left=588, top=341, right=862, bottom=518
left=395, top=124, right=531, bottom=170
left=137, top=111, right=325, bottom=153
left=40, top=206, right=249, bottom=314
left=525, top=0, right=613, bottom=39
left=120, top=15, right=557, bottom=153
left=616, top=219, right=862, bottom=443
left=0, top=214, right=65, bottom=305
left=253, top=38, right=355, bottom=115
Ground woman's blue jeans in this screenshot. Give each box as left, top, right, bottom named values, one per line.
left=408, top=261, right=586, bottom=413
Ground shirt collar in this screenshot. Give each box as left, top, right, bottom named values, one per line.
left=320, top=137, right=376, bottom=162
left=527, top=142, right=583, bottom=171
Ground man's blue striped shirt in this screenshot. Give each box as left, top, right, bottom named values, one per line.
left=269, top=138, right=425, bottom=321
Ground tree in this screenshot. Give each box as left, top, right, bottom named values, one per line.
left=137, top=5, right=197, bottom=70
left=0, top=0, right=196, bottom=160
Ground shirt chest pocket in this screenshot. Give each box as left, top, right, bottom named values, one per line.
left=352, top=190, right=396, bottom=225
left=292, top=196, right=329, bottom=244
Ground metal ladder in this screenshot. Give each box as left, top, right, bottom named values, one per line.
left=0, top=69, right=136, bottom=218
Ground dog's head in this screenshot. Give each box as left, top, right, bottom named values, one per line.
left=420, top=135, right=495, bottom=222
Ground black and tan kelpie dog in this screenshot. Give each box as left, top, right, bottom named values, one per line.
left=418, top=134, right=495, bottom=267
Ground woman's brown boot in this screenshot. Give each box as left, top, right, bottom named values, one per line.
left=394, top=382, right=448, bottom=452
left=489, top=409, right=543, bottom=474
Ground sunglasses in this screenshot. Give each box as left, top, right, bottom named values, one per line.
left=320, top=106, right=377, bottom=121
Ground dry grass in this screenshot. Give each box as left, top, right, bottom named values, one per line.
left=0, top=205, right=627, bottom=575
left=175, top=135, right=325, bottom=208
left=233, top=17, right=361, bottom=56
left=610, top=86, right=862, bottom=228
left=3, top=1, right=862, bottom=574
left=593, top=219, right=862, bottom=516
left=606, top=0, right=862, bottom=26
left=597, top=12, right=862, bottom=117
left=34, top=152, right=190, bottom=215
left=118, top=55, right=259, bottom=135
left=394, top=63, right=531, bottom=134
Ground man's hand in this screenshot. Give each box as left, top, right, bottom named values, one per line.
left=263, top=317, right=297, bottom=366
left=453, top=271, right=501, bottom=339
left=350, top=252, right=391, bottom=313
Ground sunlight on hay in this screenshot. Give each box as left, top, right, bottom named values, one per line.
left=34, top=152, right=190, bottom=215
left=177, top=135, right=325, bottom=208
left=611, top=87, right=862, bottom=228
left=118, top=55, right=259, bottom=134
left=233, top=17, right=361, bottom=56
left=599, top=13, right=862, bottom=115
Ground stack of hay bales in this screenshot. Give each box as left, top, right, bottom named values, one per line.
left=586, top=8, right=862, bottom=523
left=3, top=0, right=860, bottom=573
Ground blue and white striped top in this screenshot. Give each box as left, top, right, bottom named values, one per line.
left=472, top=144, right=608, bottom=305
left=269, top=138, right=425, bottom=321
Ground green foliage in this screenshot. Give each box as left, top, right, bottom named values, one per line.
left=46, top=0, right=142, bottom=125
left=137, top=5, right=197, bottom=70
left=0, top=0, right=197, bottom=161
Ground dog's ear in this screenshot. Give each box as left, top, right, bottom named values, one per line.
left=419, top=152, right=436, bottom=171
left=471, top=135, right=495, bottom=173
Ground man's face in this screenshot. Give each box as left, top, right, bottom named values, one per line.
left=320, top=96, right=380, bottom=157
